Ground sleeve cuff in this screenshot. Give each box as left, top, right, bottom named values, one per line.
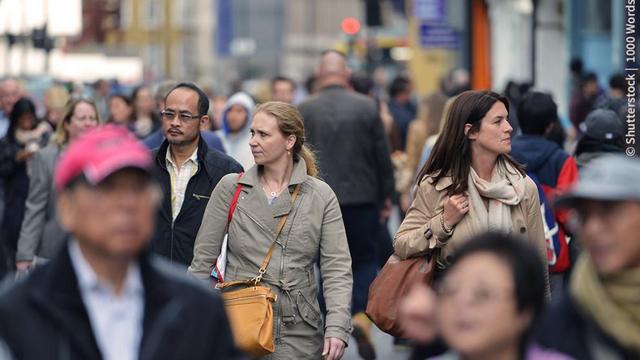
left=324, top=326, right=351, bottom=345
left=430, top=213, right=453, bottom=244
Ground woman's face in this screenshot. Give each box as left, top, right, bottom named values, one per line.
left=66, top=102, right=98, bottom=142
left=467, top=101, right=512, bottom=156
left=436, top=252, right=532, bottom=358
left=109, top=97, right=132, bottom=124
left=249, top=112, right=294, bottom=166
left=134, top=87, right=155, bottom=115
left=17, top=112, right=36, bottom=131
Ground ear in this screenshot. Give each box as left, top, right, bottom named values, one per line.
left=56, top=191, right=76, bottom=232
left=464, top=123, right=477, bottom=140
left=200, top=115, right=209, bottom=128
left=286, top=134, right=297, bottom=151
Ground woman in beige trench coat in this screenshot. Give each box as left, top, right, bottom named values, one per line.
left=189, top=102, right=353, bottom=359
left=394, top=90, right=549, bottom=288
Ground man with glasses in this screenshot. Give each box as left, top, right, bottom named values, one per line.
left=535, top=154, right=640, bottom=359
left=150, top=82, right=242, bottom=267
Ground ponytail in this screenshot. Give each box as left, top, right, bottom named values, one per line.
left=298, top=144, right=318, bottom=177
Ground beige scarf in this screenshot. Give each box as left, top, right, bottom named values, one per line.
left=467, top=157, right=526, bottom=234
left=571, top=255, right=640, bottom=352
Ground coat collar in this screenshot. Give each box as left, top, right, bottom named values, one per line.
left=156, top=136, right=210, bottom=176
left=426, top=174, right=453, bottom=191
left=238, top=158, right=308, bottom=187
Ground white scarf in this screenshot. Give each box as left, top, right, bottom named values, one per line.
left=466, top=158, right=526, bottom=234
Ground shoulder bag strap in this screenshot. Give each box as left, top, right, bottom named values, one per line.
left=221, top=183, right=301, bottom=288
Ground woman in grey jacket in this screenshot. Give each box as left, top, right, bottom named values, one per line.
left=190, top=102, right=353, bottom=359
left=15, top=98, right=99, bottom=272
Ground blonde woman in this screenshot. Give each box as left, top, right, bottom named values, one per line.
left=190, top=102, right=352, bottom=359
left=15, top=99, right=99, bottom=272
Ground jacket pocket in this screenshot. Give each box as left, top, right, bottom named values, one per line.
left=295, top=290, right=322, bottom=330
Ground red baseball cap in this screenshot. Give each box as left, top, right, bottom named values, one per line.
left=54, top=125, right=152, bottom=191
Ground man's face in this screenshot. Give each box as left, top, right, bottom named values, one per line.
left=272, top=80, right=295, bottom=104
left=162, top=88, right=205, bottom=146
left=0, top=80, right=21, bottom=114
left=57, top=169, right=159, bottom=260
left=576, top=200, right=640, bottom=275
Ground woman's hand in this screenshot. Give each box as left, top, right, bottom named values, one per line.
left=15, top=150, right=35, bottom=163
left=442, top=193, right=469, bottom=230
left=322, top=337, right=346, bottom=360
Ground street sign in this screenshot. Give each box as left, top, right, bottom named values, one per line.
left=413, top=0, right=446, bottom=23
left=419, top=24, right=459, bottom=49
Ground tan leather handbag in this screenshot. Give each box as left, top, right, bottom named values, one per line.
left=218, top=185, right=300, bottom=358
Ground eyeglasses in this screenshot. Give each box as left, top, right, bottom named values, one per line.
left=160, top=110, right=202, bottom=122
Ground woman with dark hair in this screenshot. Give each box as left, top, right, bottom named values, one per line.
left=107, top=93, right=134, bottom=125
left=14, top=98, right=99, bottom=272
left=0, top=98, right=52, bottom=271
left=131, top=84, right=161, bottom=138
left=430, top=232, right=570, bottom=360
left=394, top=90, right=548, bottom=285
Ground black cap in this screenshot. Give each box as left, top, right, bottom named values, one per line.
left=579, top=109, right=624, bottom=140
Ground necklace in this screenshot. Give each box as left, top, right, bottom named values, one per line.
left=261, top=176, right=288, bottom=198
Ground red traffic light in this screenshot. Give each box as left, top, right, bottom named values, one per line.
left=341, top=17, right=361, bottom=35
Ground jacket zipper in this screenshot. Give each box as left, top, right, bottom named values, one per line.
left=224, top=294, right=272, bottom=303
left=192, top=193, right=210, bottom=200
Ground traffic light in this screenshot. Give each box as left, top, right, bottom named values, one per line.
left=341, top=17, right=361, bottom=36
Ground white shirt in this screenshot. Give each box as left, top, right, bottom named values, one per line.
left=68, top=241, right=145, bottom=360
left=166, top=146, right=199, bottom=220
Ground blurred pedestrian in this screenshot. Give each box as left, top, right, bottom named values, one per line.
left=570, top=72, right=600, bottom=130
left=150, top=82, right=242, bottom=267
left=92, top=79, right=111, bottom=122
left=387, top=76, right=417, bottom=151
left=536, top=155, right=640, bottom=359
left=216, top=92, right=256, bottom=169
left=574, top=109, right=625, bottom=170
left=430, top=232, right=570, bottom=360
left=42, top=84, right=70, bottom=129
left=190, top=102, right=353, bottom=360
left=394, top=90, right=548, bottom=286
left=0, top=98, right=52, bottom=273
left=15, top=99, right=99, bottom=273
left=596, top=73, right=627, bottom=117
left=0, top=78, right=24, bottom=139
left=299, top=50, right=395, bottom=360
left=0, top=125, right=244, bottom=360
left=131, top=84, right=161, bottom=138
left=510, top=91, right=579, bottom=292
left=107, top=93, right=135, bottom=125
left=270, top=76, right=296, bottom=104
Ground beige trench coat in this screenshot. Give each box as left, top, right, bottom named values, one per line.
left=189, top=159, right=353, bottom=359
left=394, top=173, right=549, bottom=280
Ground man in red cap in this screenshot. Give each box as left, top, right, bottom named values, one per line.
left=0, top=125, right=244, bottom=360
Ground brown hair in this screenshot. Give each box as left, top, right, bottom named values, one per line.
left=254, top=101, right=318, bottom=177
left=52, top=98, right=100, bottom=147
left=416, top=90, right=523, bottom=194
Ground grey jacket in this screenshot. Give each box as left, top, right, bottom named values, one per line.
left=189, top=159, right=353, bottom=353
left=16, top=145, right=69, bottom=261
left=298, top=85, right=395, bottom=205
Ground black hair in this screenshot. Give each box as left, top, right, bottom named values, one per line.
left=271, top=76, right=297, bottom=91
left=8, top=97, right=37, bottom=141
left=447, top=232, right=546, bottom=355
left=164, top=82, right=210, bottom=116
left=609, top=73, right=626, bottom=94
left=517, top=91, right=559, bottom=135
left=350, top=72, right=374, bottom=95
left=570, top=58, right=583, bottom=75
left=388, top=76, right=411, bottom=98
left=581, top=72, right=598, bottom=86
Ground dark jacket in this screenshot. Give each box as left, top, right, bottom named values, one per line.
left=0, top=247, right=245, bottom=360
left=535, top=291, right=638, bottom=360
left=510, top=135, right=579, bottom=273
left=150, top=137, right=242, bottom=266
left=0, top=138, right=29, bottom=254
left=298, top=85, right=395, bottom=206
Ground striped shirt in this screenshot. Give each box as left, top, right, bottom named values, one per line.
left=166, top=146, right=199, bottom=220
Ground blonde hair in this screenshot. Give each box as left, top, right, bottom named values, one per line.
left=254, top=101, right=318, bottom=177
left=52, top=98, right=100, bottom=147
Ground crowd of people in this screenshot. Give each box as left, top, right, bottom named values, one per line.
left=0, top=50, right=637, bottom=360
